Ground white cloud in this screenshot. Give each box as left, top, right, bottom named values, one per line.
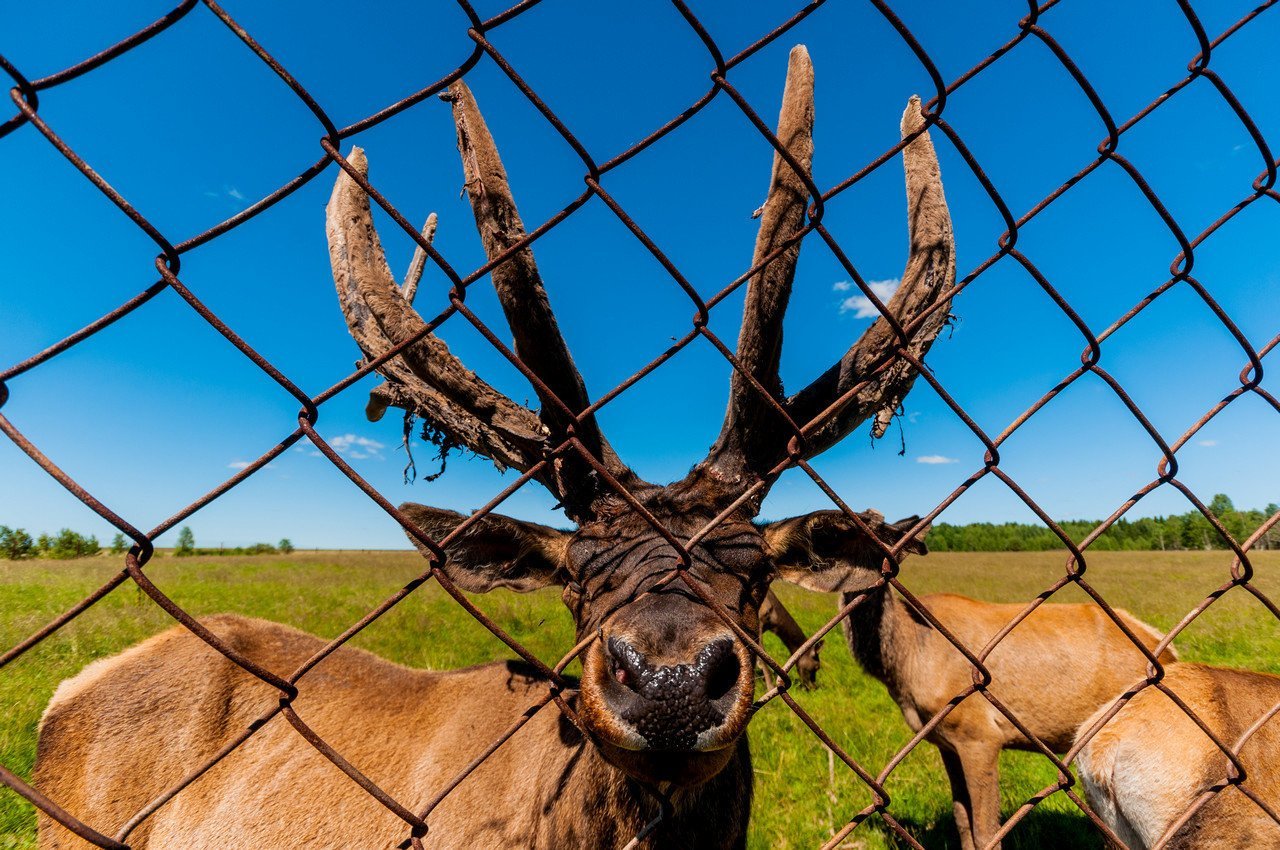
left=227, top=460, right=274, bottom=471
left=832, top=280, right=853, bottom=292
left=205, top=186, right=246, bottom=202
left=916, top=454, right=958, bottom=465
left=1197, top=439, right=1218, bottom=447
left=838, top=278, right=900, bottom=318
left=907, top=411, right=921, bottom=424
left=329, top=433, right=386, bottom=460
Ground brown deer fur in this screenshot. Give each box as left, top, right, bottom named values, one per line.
left=1076, top=662, right=1280, bottom=850
left=35, top=45, right=957, bottom=848
left=36, top=616, right=752, bottom=849
left=780, top=510, right=1179, bottom=850
left=847, top=589, right=1175, bottom=850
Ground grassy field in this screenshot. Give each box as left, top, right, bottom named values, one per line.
left=2, top=549, right=1277, bottom=848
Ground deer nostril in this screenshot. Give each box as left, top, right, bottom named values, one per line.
left=606, top=637, right=644, bottom=694
left=701, top=641, right=740, bottom=702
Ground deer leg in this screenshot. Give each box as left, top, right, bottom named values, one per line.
left=940, top=746, right=977, bottom=850
left=954, top=742, right=1002, bottom=850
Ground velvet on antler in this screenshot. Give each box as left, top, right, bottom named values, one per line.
left=686, top=48, right=955, bottom=512
left=328, top=50, right=955, bottom=523
left=327, top=82, right=647, bottom=522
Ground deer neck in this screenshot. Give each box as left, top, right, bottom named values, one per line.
left=537, top=702, right=752, bottom=848
left=840, top=581, right=920, bottom=695
left=764, top=600, right=808, bottom=656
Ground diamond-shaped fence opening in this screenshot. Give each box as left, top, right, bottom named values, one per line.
left=1, top=2, right=1278, bottom=848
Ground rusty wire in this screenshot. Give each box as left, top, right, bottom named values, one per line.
left=1, top=1, right=1278, bottom=847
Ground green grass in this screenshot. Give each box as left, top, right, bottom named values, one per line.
left=1, top=549, right=1277, bottom=848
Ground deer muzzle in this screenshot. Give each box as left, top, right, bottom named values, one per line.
left=594, top=635, right=748, bottom=752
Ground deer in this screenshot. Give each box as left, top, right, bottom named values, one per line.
left=34, top=45, right=957, bottom=849
left=815, top=517, right=1178, bottom=850
left=1075, top=661, right=1280, bottom=849
left=758, top=590, right=823, bottom=690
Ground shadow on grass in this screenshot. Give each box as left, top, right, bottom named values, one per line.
left=872, top=807, right=1103, bottom=850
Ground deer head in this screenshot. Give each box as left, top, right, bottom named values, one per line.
left=326, top=46, right=953, bottom=786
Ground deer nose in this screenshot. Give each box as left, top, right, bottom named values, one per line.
left=604, top=637, right=742, bottom=750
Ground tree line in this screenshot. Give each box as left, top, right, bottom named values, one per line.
left=0, top=524, right=294, bottom=560
left=171, top=526, right=294, bottom=557
left=5, top=496, right=1274, bottom=558
left=0, top=527, right=101, bottom=560
left=927, top=495, right=1278, bottom=552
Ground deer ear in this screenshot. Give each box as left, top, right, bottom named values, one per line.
left=761, top=510, right=928, bottom=593
left=398, top=503, right=570, bottom=593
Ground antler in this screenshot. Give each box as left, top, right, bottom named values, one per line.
left=786, top=96, right=955, bottom=450
left=330, top=51, right=951, bottom=523
left=327, top=82, right=647, bottom=522
left=689, top=51, right=956, bottom=511
left=706, top=45, right=815, bottom=491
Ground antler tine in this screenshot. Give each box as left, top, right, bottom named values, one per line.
left=786, top=95, right=956, bottom=457
left=400, top=211, right=437, bottom=306
left=365, top=211, right=435, bottom=422
left=444, top=81, right=644, bottom=514
left=326, top=148, right=551, bottom=487
left=701, top=45, right=814, bottom=493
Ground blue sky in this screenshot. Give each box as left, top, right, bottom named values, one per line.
left=2, top=1, right=1277, bottom=549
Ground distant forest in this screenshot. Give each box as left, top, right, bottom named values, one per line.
left=928, top=495, right=1278, bottom=552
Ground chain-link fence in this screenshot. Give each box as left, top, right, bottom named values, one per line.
left=2, top=1, right=1278, bottom=848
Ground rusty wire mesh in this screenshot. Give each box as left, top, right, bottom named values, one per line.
left=2, top=0, right=1279, bottom=847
